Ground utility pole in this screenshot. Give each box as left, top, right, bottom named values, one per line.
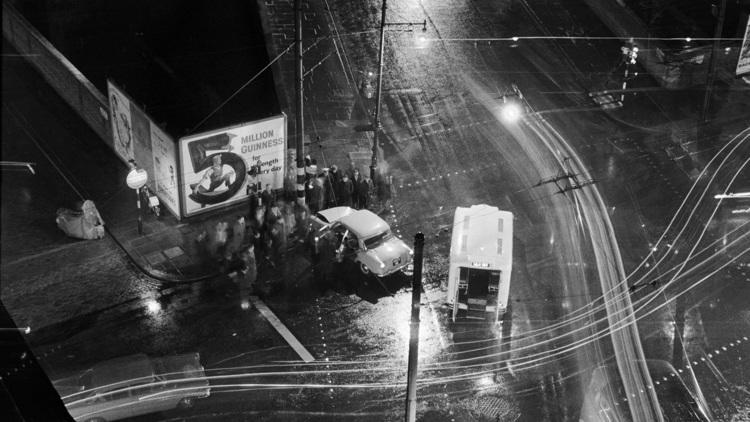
left=701, top=0, right=727, bottom=123
left=371, top=0, right=388, bottom=188
left=405, top=232, right=424, bottom=422
left=295, top=0, right=305, bottom=205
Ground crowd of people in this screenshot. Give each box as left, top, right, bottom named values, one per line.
left=196, top=155, right=375, bottom=301
left=303, top=156, right=373, bottom=213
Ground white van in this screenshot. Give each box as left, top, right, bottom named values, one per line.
left=447, top=205, right=513, bottom=322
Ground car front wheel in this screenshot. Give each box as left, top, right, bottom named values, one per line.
left=359, top=262, right=371, bottom=275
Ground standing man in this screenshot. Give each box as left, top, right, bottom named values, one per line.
left=345, top=161, right=357, bottom=181
left=321, top=168, right=337, bottom=209
left=261, top=183, right=276, bottom=208
left=246, top=164, right=261, bottom=217
left=339, top=174, right=353, bottom=207
left=351, top=169, right=362, bottom=209
left=310, top=177, right=324, bottom=213
left=357, top=176, right=371, bottom=210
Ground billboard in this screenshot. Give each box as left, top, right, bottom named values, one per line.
left=108, top=80, right=180, bottom=219
left=150, top=123, right=180, bottom=217
left=178, top=115, right=286, bottom=217
left=107, top=81, right=134, bottom=163
left=737, top=19, right=750, bottom=76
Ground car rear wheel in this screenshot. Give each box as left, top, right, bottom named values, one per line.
left=178, top=397, right=194, bottom=409
left=359, top=262, right=371, bottom=275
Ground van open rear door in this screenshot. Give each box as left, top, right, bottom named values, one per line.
left=454, top=267, right=502, bottom=321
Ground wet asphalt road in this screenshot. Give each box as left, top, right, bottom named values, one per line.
left=3, top=0, right=750, bottom=421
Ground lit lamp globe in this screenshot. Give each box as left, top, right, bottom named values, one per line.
left=500, top=101, right=522, bottom=124
left=126, top=168, right=148, bottom=190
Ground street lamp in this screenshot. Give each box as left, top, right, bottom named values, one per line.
left=500, top=99, right=523, bottom=123
left=498, top=84, right=525, bottom=124
left=370, top=0, right=427, bottom=193
left=126, top=160, right=148, bottom=235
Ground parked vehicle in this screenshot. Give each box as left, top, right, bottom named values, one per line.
left=53, top=353, right=210, bottom=422
left=310, top=206, right=413, bottom=277
left=141, top=185, right=161, bottom=217
left=447, top=205, right=513, bottom=322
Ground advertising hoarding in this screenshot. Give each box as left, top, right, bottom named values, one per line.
left=178, top=115, right=286, bottom=217
left=150, top=123, right=180, bottom=218
left=737, top=20, right=750, bottom=76
left=108, top=80, right=181, bottom=219
left=107, top=80, right=134, bottom=163
left=129, top=103, right=155, bottom=183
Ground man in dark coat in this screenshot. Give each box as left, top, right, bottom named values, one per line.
left=261, top=184, right=275, bottom=208
left=309, top=178, right=323, bottom=214
left=357, top=176, right=371, bottom=210
left=246, top=165, right=261, bottom=218
left=339, top=175, right=354, bottom=207
left=321, top=168, right=337, bottom=209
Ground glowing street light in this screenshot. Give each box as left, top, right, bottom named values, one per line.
left=499, top=84, right=525, bottom=124
left=500, top=100, right=523, bottom=123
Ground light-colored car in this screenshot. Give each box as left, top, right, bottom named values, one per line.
left=53, top=353, right=210, bottom=422
left=310, top=206, right=413, bottom=277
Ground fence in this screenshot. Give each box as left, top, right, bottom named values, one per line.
left=2, top=1, right=110, bottom=143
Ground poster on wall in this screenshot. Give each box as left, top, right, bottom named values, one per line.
left=737, top=20, right=750, bottom=76
left=107, top=80, right=134, bottom=163
left=150, top=123, right=180, bottom=218
left=108, top=79, right=181, bottom=219
left=129, top=104, right=155, bottom=183
left=178, top=115, right=286, bottom=217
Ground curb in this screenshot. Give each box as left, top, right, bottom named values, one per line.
left=103, top=225, right=220, bottom=285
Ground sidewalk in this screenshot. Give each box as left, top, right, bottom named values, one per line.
left=97, top=184, right=314, bottom=291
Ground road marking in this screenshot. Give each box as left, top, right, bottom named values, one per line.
left=250, top=296, right=315, bottom=362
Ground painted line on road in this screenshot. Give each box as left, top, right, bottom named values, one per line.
left=250, top=296, right=315, bottom=363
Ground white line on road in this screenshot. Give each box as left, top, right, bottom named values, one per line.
left=250, top=296, right=315, bottom=363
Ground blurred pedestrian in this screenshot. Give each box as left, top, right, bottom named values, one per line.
left=207, top=220, right=229, bottom=263
left=312, top=230, right=337, bottom=291
left=305, top=157, right=318, bottom=183
left=294, top=201, right=310, bottom=243
left=225, top=215, right=246, bottom=261
left=237, top=244, right=257, bottom=308
left=280, top=200, right=296, bottom=240
left=345, top=161, right=357, bottom=181
left=309, top=177, right=324, bottom=213
left=245, top=218, right=261, bottom=250
left=269, top=217, right=288, bottom=267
